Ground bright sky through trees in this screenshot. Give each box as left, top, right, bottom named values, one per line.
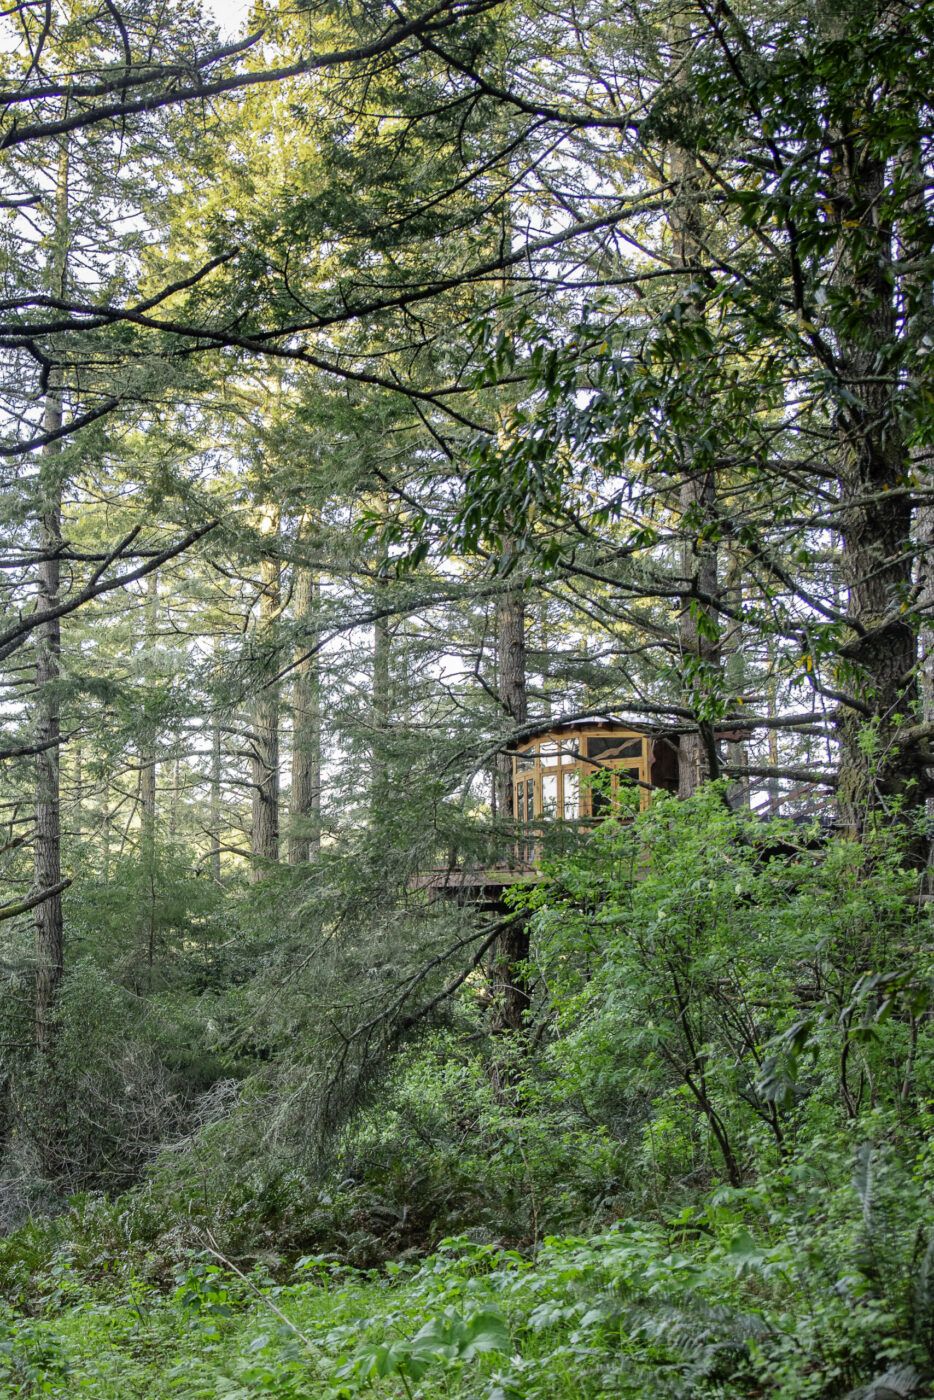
left=204, top=0, right=250, bottom=34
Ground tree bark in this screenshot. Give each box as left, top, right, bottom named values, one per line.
left=138, top=571, right=157, bottom=854
left=667, top=23, right=721, bottom=799
left=33, top=140, right=69, bottom=1052
left=371, top=585, right=391, bottom=818
left=831, top=139, right=919, bottom=826
left=250, top=506, right=280, bottom=879
left=677, top=467, right=720, bottom=800
left=491, top=545, right=530, bottom=1037
left=210, top=713, right=222, bottom=880
left=723, top=554, right=749, bottom=809
left=170, top=745, right=180, bottom=839
left=34, top=377, right=64, bottom=1051
left=495, top=546, right=528, bottom=817
left=766, top=674, right=781, bottom=814
left=289, top=558, right=321, bottom=863
left=72, top=739, right=83, bottom=841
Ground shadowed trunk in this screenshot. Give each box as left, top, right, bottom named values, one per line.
left=290, top=561, right=321, bottom=863
left=250, top=507, right=280, bottom=880
left=491, top=546, right=529, bottom=1037
left=677, top=465, right=720, bottom=800
left=210, top=714, right=222, bottom=880
left=33, top=140, right=69, bottom=1053
left=667, top=24, right=720, bottom=799
left=34, top=376, right=64, bottom=1052
left=138, top=571, right=157, bottom=855
left=831, top=139, right=919, bottom=828
left=371, top=586, right=391, bottom=817
left=494, top=548, right=528, bottom=818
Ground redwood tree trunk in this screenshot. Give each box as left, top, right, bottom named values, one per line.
left=210, top=714, right=222, bottom=881
left=33, top=141, right=69, bottom=1052
left=495, top=550, right=528, bottom=817
left=34, top=381, right=63, bottom=1052
left=138, top=571, right=157, bottom=854
left=677, top=465, right=720, bottom=800
left=832, top=145, right=918, bottom=827
left=289, top=564, right=321, bottom=863
left=250, top=511, right=280, bottom=879
left=491, top=549, right=530, bottom=1036
left=371, top=594, right=391, bottom=818
left=668, top=24, right=721, bottom=799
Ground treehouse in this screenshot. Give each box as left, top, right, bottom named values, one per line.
left=414, top=719, right=688, bottom=902
left=510, top=719, right=680, bottom=824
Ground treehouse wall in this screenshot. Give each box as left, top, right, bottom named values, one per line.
left=511, top=724, right=679, bottom=823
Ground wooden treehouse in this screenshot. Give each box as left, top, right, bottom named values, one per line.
left=510, top=719, right=680, bottom=824
left=415, top=719, right=688, bottom=904
left=413, top=717, right=747, bottom=1035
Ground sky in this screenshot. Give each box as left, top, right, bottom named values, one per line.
left=204, top=0, right=252, bottom=37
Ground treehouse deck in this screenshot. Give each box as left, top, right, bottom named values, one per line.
left=410, top=863, right=540, bottom=908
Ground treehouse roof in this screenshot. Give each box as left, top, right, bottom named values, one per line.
left=509, top=717, right=673, bottom=749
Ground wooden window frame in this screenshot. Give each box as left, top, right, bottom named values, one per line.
left=511, top=727, right=653, bottom=823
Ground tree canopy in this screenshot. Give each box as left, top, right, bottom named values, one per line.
left=0, top=1, right=931, bottom=1392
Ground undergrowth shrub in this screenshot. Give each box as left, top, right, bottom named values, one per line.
left=522, top=788, right=934, bottom=1197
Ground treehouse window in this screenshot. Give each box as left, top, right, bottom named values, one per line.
left=511, top=726, right=653, bottom=823
left=591, top=786, right=610, bottom=816
left=588, top=736, right=641, bottom=760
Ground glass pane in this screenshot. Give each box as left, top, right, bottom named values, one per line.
left=516, top=782, right=525, bottom=821
left=542, top=773, right=558, bottom=817
left=559, top=743, right=579, bottom=763
left=526, top=779, right=535, bottom=818
left=591, top=786, right=610, bottom=817
left=563, top=771, right=579, bottom=819
left=587, top=736, right=643, bottom=761
left=516, top=750, right=536, bottom=771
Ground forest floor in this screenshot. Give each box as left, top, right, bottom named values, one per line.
left=0, top=1176, right=921, bottom=1400
left=0, top=1220, right=798, bottom=1400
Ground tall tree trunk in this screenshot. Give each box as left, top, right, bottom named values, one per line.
left=33, top=141, right=69, bottom=1052
left=138, top=571, right=157, bottom=855
left=210, top=714, right=222, bottom=880
left=668, top=24, right=720, bottom=799
left=34, top=377, right=63, bottom=1052
left=677, top=467, right=720, bottom=800
left=904, top=128, right=933, bottom=787
left=371, top=584, right=391, bottom=818
left=490, top=228, right=532, bottom=1049
left=723, top=555, right=749, bottom=809
left=767, top=675, right=781, bottom=815
left=170, top=745, right=180, bottom=839
left=491, top=545, right=530, bottom=1037
left=916, top=501, right=934, bottom=872
left=290, top=558, right=321, bottom=863
left=831, top=140, right=918, bottom=827
left=494, top=545, right=528, bottom=817
left=209, top=634, right=222, bottom=880
left=72, top=740, right=83, bottom=842
left=102, top=783, right=112, bottom=883
left=250, top=507, right=280, bottom=880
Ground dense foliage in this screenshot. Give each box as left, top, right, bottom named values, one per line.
left=0, top=0, right=931, bottom=1394
left=1, top=803, right=934, bottom=1396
